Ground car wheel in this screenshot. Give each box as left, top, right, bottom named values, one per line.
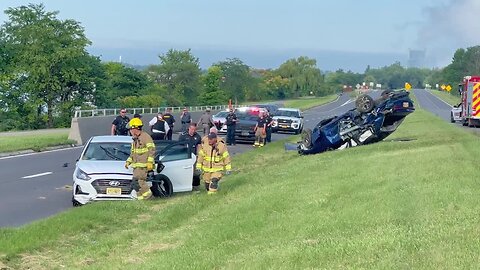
left=450, top=113, right=455, bottom=123
left=355, top=94, right=375, bottom=113
left=150, top=174, right=173, bottom=198
left=72, top=196, right=82, bottom=207
left=300, top=128, right=313, bottom=149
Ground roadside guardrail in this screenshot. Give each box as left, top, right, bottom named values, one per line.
left=74, top=105, right=247, bottom=118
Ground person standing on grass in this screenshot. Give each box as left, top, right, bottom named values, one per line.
left=125, top=118, right=155, bottom=200
left=179, top=123, right=203, bottom=192
left=196, top=132, right=232, bottom=194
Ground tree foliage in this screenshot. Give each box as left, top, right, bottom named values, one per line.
left=146, top=49, right=201, bottom=106
left=198, top=66, right=227, bottom=105
left=1, top=3, right=94, bottom=128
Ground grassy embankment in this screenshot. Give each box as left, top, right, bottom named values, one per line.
left=0, top=129, right=74, bottom=153
left=1, top=104, right=480, bottom=269
left=428, top=89, right=461, bottom=106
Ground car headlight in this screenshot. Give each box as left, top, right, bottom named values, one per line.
left=75, top=168, right=91, bottom=181
left=292, top=120, right=300, bottom=123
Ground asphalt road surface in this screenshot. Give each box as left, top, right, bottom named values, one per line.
left=413, top=88, right=453, bottom=122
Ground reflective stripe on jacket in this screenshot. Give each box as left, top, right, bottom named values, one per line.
left=127, top=132, right=155, bottom=168
left=196, top=140, right=231, bottom=173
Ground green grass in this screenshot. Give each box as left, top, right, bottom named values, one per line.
left=428, top=89, right=461, bottom=106
left=2, top=109, right=480, bottom=269
left=0, top=132, right=74, bottom=153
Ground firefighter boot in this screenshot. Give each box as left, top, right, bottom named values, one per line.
left=204, top=181, right=210, bottom=192
left=208, top=178, right=219, bottom=195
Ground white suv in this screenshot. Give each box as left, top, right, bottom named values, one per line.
left=272, top=108, right=304, bottom=134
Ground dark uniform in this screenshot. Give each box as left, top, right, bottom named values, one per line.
left=112, top=115, right=130, bottom=136
left=265, top=113, right=273, bottom=143
left=163, top=112, right=175, bottom=140
left=225, top=111, right=237, bottom=145
left=151, top=119, right=168, bottom=140
left=179, top=131, right=202, bottom=190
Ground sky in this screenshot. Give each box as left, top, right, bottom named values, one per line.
left=0, top=0, right=477, bottom=72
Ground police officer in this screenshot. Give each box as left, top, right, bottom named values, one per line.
left=111, top=108, right=130, bottom=136
left=125, top=118, right=156, bottom=200
left=225, top=109, right=237, bottom=145
left=180, top=107, right=192, bottom=133
left=196, top=132, right=232, bottom=194
left=197, top=108, right=214, bottom=136
left=254, top=112, right=267, bottom=147
left=265, top=110, right=274, bottom=144
left=149, top=113, right=169, bottom=140
left=179, top=123, right=202, bottom=192
left=163, top=108, right=176, bottom=140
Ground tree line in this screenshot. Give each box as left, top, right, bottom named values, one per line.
left=0, top=4, right=476, bottom=131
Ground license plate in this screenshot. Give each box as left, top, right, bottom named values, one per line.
left=106, top=188, right=121, bottom=195
left=403, top=102, right=409, bottom=108
left=280, top=125, right=288, bottom=128
left=241, top=131, right=249, bottom=136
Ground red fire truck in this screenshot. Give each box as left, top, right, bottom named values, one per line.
left=453, top=76, right=480, bottom=126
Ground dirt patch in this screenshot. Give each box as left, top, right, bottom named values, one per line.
left=0, top=259, right=9, bottom=270
left=133, top=214, right=152, bottom=224
left=19, top=252, right=63, bottom=270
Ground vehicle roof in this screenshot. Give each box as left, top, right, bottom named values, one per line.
left=89, top=135, right=133, bottom=143
left=278, top=107, right=300, bottom=111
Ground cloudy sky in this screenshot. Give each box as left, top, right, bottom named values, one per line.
left=0, top=0, right=478, bottom=71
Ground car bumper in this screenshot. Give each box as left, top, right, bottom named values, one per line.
left=273, top=123, right=301, bottom=131
left=72, top=177, right=137, bottom=205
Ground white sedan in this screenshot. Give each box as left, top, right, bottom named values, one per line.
left=72, top=136, right=195, bottom=206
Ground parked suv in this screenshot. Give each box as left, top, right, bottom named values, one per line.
left=271, top=108, right=304, bottom=134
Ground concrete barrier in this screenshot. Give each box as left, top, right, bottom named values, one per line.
left=68, top=111, right=221, bottom=145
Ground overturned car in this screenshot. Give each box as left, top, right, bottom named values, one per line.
left=298, top=90, right=415, bottom=155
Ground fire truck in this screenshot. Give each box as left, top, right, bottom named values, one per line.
left=451, top=75, right=480, bottom=126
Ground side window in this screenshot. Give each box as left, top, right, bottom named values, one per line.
left=160, top=143, right=189, bottom=162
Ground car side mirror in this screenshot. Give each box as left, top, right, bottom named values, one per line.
left=299, top=116, right=304, bottom=118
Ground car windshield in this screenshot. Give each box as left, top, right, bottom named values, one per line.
left=276, top=110, right=299, bottom=118
left=82, top=142, right=131, bottom=161
left=214, top=111, right=229, bottom=118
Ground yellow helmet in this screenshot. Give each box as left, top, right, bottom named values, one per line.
left=128, top=118, right=143, bottom=129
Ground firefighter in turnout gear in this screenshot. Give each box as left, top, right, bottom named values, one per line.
left=125, top=118, right=156, bottom=200
left=196, top=132, right=231, bottom=194
left=254, top=112, right=267, bottom=147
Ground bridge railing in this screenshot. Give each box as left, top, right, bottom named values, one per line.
left=74, top=105, right=248, bottom=118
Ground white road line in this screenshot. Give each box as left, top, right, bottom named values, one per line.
left=0, top=146, right=83, bottom=160
left=22, top=172, right=52, bottom=179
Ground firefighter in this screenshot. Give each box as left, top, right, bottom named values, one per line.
left=253, top=112, right=267, bottom=147
left=125, top=118, right=156, bottom=200
left=196, top=132, right=232, bottom=194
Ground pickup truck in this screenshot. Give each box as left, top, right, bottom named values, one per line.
left=219, top=107, right=267, bottom=142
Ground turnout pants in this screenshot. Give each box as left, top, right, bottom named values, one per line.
left=133, top=168, right=150, bottom=197
left=254, top=127, right=266, bottom=146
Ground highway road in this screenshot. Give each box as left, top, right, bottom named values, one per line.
left=413, top=88, right=453, bottom=122
left=1, top=94, right=357, bottom=227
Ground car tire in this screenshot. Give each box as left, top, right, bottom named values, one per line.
left=150, top=174, right=173, bottom=198
left=355, top=94, right=375, bottom=113
left=300, top=128, right=313, bottom=149
left=72, top=196, right=82, bottom=207
left=450, top=113, right=455, bottom=123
